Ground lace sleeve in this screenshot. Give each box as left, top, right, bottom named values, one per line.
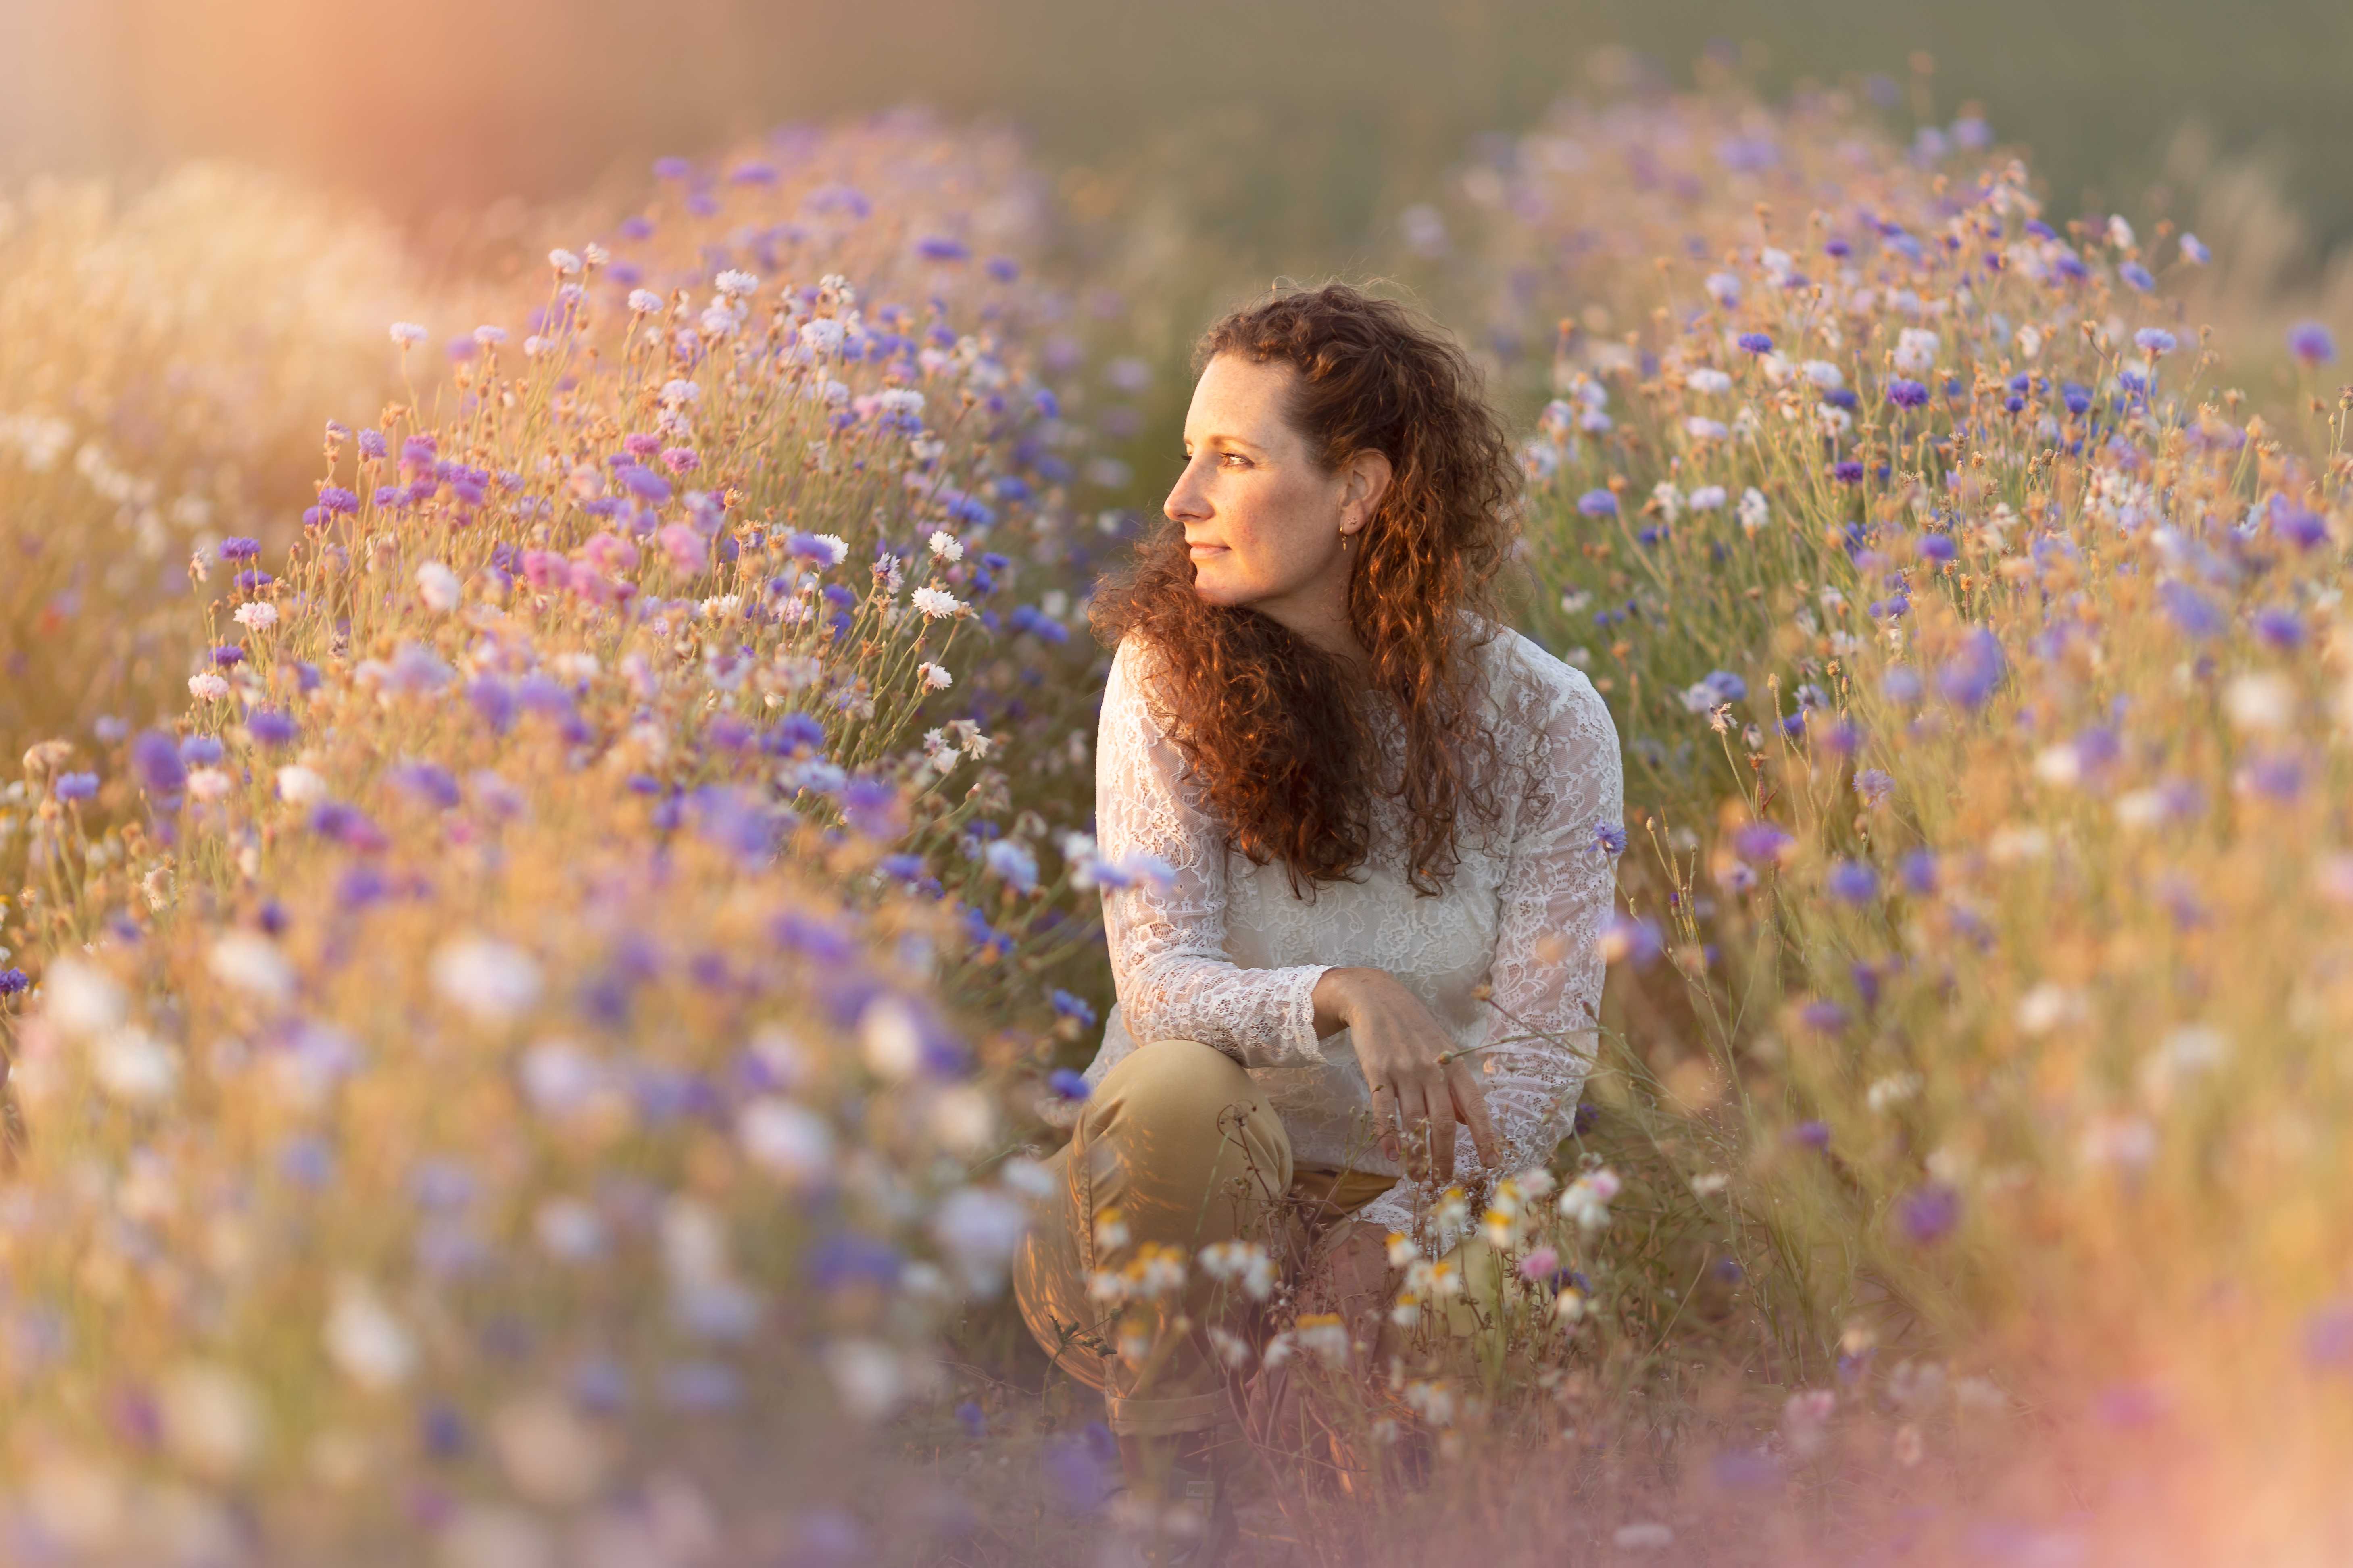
left=1095, top=639, right=1332, bottom=1067
left=1356, top=652, right=1624, bottom=1244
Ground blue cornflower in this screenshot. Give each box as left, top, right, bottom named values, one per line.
left=1832, top=460, right=1865, bottom=483
left=2159, top=581, right=2224, bottom=640
left=1047, top=1068, right=1091, bottom=1103
left=1896, top=1183, right=1961, bottom=1245
left=1852, top=768, right=1894, bottom=806
left=2061, top=383, right=2093, bottom=415
left=1576, top=489, right=1618, bottom=518
left=915, top=236, right=971, bottom=262
left=1049, top=989, right=1098, bottom=1028
left=2289, top=321, right=2338, bottom=366
left=2134, top=328, right=2176, bottom=356
left=131, top=729, right=185, bottom=796
left=1937, top=627, right=2004, bottom=708
left=1736, top=332, right=1774, bottom=354
left=1826, top=860, right=1879, bottom=903
left=247, top=710, right=298, bottom=747
left=2254, top=606, right=2305, bottom=650
left=1593, top=822, right=1628, bottom=857
left=54, top=772, right=98, bottom=802
left=1598, top=914, right=1664, bottom=969
left=1917, top=533, right=1957, bottom=563
left=219, top=536, right=261, bottom=561
left=1886, top=378, right=1929, bottom=409
left=2119, top=262, right=2155, bottom=292
left=1786, top=1120, right=1831, bottom=1149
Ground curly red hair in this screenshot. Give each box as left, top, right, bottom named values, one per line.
left=1090, top=282, right=1521, bottom=896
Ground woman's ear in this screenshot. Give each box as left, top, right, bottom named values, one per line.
left=1344, top=448, right=1394, bottom=529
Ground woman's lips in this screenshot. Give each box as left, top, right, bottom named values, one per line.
left=1186, top=542, right=1228, bottom=557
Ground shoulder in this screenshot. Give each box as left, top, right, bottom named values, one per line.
left=1102, top=634, right=1178, bottom=734
left=1468, top=623, right=1616, bottom=747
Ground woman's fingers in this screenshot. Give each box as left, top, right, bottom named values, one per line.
left=1446, top=1059, right=1502, bottom=1170
left=1369, top=1080, right=1400, bottom=1163
left=1419, top=1074, right=1458, bottom=1181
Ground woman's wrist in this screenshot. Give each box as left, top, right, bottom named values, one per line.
left=1311, top=965, right=1377, bottom=1036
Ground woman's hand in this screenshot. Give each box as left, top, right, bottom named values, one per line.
left=1312, top=966, right=1499, bottom=1183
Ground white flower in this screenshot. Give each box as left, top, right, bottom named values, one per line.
left=825, top=1340, right=909, bottom=1423
left=42, top=957, right=126, bottom=1037
left=931, top=1186, right=1029, bottom=1294
left=1650, top=482, right=1684, bottom=521
left=325, top=1278, right=417, bottom=1390
left=1685, top=367, right=1733, bottom=396
left=414, top=560, right=462, bottom=613
left=628, top=288, right=664, bottom=314
left=811, top=533, right=849, bottom=566
left=1557, top=1168, right=1621, bottom=1232
left=156, top=1363, right=263, bottom=1479
left=1689, top=485, right=1728, bottom=510
left=93, top=1025, right=179, bottom=1103
left=1866, top=1071, right=1923, bottom=1112
left=2015, top=323, right=2045, bottom=360
left=208, top=932, right=294, bottom=1003
left=2224, top=672, right=2296, bottom=732
left=430, top=935, right=543, bottom=1027
left=581, top=242, right=607, bottom=267
left=800, top=318, right=847, bottom=356
left=1801, top=359, right=1845, bottom=389
left=927, top=530, right=964, bottom=561
left=522, top=335, right=548, bottom=357
left=472, top=324, right=508, bottom=346
left=186, top=766, right=233, bottom=802
left=910, top=587, right=965, bottom=619
left=1892, top=328, right=1941, bottom=375
left=2106, top=214, right=2136, bottom=250
left=1737, top=487, right=1770, bottom=531
left=917, top=662, right=953, bottom=691
left=188, top=673, right=231, bottom=702
left=660, top=377, right=702, bottom=407
left=274, top=764, right=326, bottom=804
left=714, top=269, right=759, bottom=297
left=388, top=321, right=428, bottom=346
left=548, top=248, right=583, bottom=275
left=739, top=1097, right=834, bottom=1185
left=2016, top=982, right=2087, bottom=1036
left=232, top=602, right=277, bottom=631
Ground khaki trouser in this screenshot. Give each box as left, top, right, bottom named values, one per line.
left=1011, top=1038, right=1395, bottom=1438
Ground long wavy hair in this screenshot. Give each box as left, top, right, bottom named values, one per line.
left=1090, top=282, right=1521, bottom=897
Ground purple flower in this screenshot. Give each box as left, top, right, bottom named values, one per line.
left=1732, top=822, right=1793, bottom=863
left=1886, top=378, right=1929, bottom=409
left=211, top=645, right=245, bottom=668
left=247, top=710, right=298, bottom=747
left=2288, top=321, right=2338, bottom=365
left=1598, top=913, right=1664, bottom=968
left=1798, top=1000, right=1849, bottom=1035
left=219, top=537, right=261, bottom=561
left=2159, top=581, right=2224, bottom=640
left=1593, top=822, right=1628, bottom=856
left=1853, top=768, right=1894, bottom=806
left=1737, top=332, right=1774, bottom=354
left=54, top=772, right=98, bottom=802
left=1576, top=489, right=1618, bottom=518
left=1882, top=665, right=1924, bottom=706
left=0, top=969, right=28, bottom=998
left=1049, top=989, right=1098, bottom=1027
left=2134, top=328, right=2176, bottom=356
left=1826, top=860, right=1879, bottom=903
left=2062, top=382, right=2093, bottom=416
left=653, top=156, right=692, bottom=181
left=1047, top=1067, right=1091, bottom=1102
left=2305, top=1301, right=2353, bottom=1369
left=357, top=428, right=388, bottom=460
left=839, top=775, right=902, bottom=839
left=131, top=729, right=185, bottom=797
left=2254, top=606, right=2305, bottom=649
left=2119, top=262, right=2155, bottom=292
left=1896, top=1182, right=1961, bottom=1245
left=390, top=762, right=461, bottom=810
left=1917, top=533, right=1957, bottom=563
left=915, top=236, right=972, bottom=262
left=1786, top=1120, right=1831, bottom=1149
left=1936, top=627, right=2004, bottom=708
left=1832, top=460, right=1865, bottom=483
left=310, top=802, right=388, bottom=852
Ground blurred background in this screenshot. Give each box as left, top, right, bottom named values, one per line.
left=6, top=0, right=2352, bottom=279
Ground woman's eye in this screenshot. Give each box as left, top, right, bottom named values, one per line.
left=1220, top=453, right=1249, bottom=467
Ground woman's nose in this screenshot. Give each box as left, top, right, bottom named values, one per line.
left=1164, top=458, right=1209, bottom=524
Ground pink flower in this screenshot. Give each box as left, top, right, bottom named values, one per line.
left=1516, top=1246, right=1559, bottom=1281
left=520, top=550, right=565, bottom=591
left=659, top=524, right=707, bottom=573
left=660, top=447, right=701, bottom=474
left=579, top=532, right=640, bottom=574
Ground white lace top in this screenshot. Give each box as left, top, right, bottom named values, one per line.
left=1071, top=625, right=1625, bottom=1243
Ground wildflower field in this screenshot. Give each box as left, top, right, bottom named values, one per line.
left=2, top=78, right=2351, bottom=1567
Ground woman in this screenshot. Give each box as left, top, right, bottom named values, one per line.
left=1013, top=283, right=1623, bottom=1542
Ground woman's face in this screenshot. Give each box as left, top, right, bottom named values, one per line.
left=1163, top=354, right=1386, bottom=630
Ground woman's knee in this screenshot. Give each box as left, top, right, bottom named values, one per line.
left=1085, top=1039, right=1286, bottom=1197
